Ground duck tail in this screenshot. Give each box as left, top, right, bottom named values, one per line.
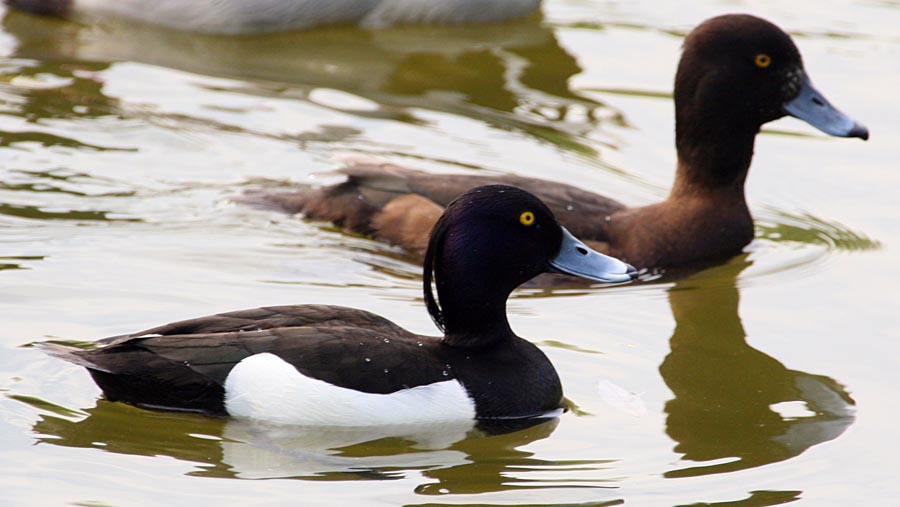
left=35, top=341, right=112, bottom=373
left=234, top=186, right=318, bottom=215
left=5, top=0, right=72, bottom=17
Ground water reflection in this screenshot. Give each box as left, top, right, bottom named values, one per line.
left=661, top=258, right=855, bottom=478
left=32, top=399, right=620, bottom=496
left=0, top=254, right=42, bottom=270
left=673, top=490, right=802, bottom=507
left=0, top=58, right=119, bottom=120
left=2, top=11, right=615, bottom=153
left=0, top=202, right=138, bottom=221
left=0, top=168, right=139, bottom=222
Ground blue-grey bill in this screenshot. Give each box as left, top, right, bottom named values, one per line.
left=549, top=227, right=637, bottom=283
left=784, top=72, right=868, bottom=140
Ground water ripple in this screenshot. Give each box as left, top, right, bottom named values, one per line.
left=0, top=202, right=140, bottom=222
left=756, top=208, right=881, bottom=252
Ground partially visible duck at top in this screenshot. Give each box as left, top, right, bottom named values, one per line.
left=39, top=185, right=636, bottom=426
left=5, top=0, right=542, bottom=34
left=245, top=14, right=869, bottom=271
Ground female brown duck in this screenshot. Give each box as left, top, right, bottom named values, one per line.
left=246, top=14, right=868, bottom=270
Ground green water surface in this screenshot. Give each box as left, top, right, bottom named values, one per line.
left=1, top=1, right=897, bottom=506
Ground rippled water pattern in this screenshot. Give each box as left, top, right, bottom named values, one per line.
left=1, top=1, right=898, bottom=506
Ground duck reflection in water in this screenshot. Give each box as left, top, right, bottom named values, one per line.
left=661, top=258, right=855, bottom=478
left=31, top=401, right=590, bottom=492
left=1, top=10, right=606, bottom=146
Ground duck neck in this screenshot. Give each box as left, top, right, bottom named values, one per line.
left=436, top=271, right=516, bottom=349
left=670, top=110, right=758, bottom=200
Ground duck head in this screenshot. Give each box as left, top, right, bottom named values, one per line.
left=423, top=185, right=635, bottom=345
left=673, top=14, right=868, bottom=189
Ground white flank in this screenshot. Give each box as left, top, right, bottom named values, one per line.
left=224, top=353, right=477, bottom=426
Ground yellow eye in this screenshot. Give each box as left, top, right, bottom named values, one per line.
left=519, top=211, right=535, bottom=226
left=754, top=53, right=772, bottom=68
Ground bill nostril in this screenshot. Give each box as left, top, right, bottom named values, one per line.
left=812, top=97, right=824, bottom=106
left=576, top=246, right=588, bottom=255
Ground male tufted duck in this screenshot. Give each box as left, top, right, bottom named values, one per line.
left=244, top=14, right=868, bottom=270
left=41, top=185, right=636, bottom=425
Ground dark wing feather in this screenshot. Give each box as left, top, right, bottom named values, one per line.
left=133, top=324, right=447, bottom=394
left=42, top=305, right=451, bottom=413
left=131, top=304, right=409, bottom=337
left=400, top=169, right=627, bottom=240
left=239, top=163, right=627, bottom=246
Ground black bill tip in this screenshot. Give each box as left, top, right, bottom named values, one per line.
left=848, top=122, right=869, bottom=141
left=625, top=264, right=639, bottom=280
left=783, top=72, right=869, bottom=141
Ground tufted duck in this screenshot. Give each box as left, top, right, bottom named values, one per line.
left=40, top=185, right=635, bottom=425
left=244, top=14, right=868, bottom=270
